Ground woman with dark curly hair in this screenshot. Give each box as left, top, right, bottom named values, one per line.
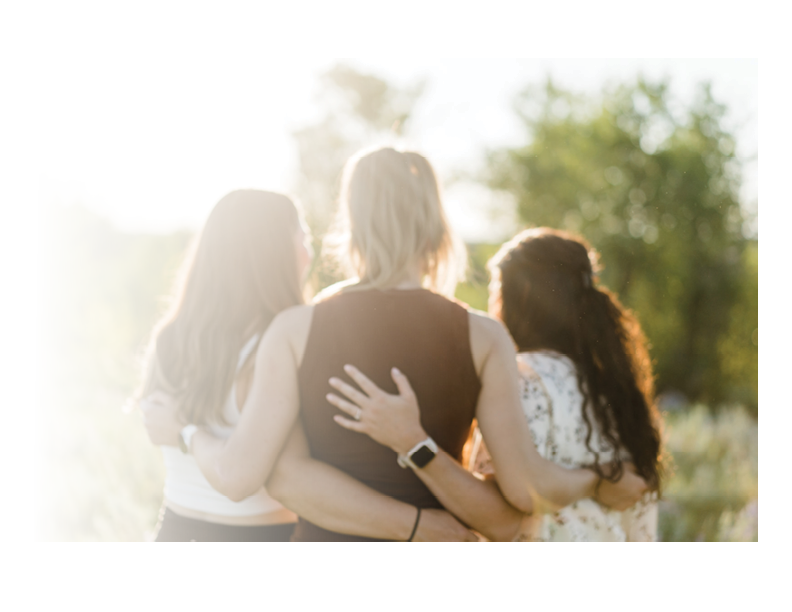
left=332, top=227, right=662, bottom=541
left=482, top=227, right=663, bottom=540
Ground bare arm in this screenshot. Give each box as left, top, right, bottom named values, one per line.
left=188, top=306, right=312, bottom=501
left=469, top=315, right=648, bottom=511
left=328, top=313, right=647, bottom=534
left=267, top=421, right=478, bottom=541
left=384, top=447, right=525, bottom=542
left=141, top=304, right=476, bottom=541
left=470, top=314, right=600, bottom=512
left=330, top=328, right=598, bottom=517
left=329, top=366, right=524, bottom=541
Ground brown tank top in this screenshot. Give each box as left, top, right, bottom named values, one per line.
left=293, top=288, right=481, bottom=541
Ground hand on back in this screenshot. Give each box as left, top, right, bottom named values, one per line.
left=328, top=364, right=427, bottom=455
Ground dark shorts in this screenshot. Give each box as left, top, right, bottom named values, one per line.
left=154, top=507, right=296, bottom=542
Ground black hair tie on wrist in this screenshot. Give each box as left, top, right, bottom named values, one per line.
left=407, top=507, right=422, bottom=542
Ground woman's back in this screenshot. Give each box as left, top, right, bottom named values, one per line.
left=516, top=351, right=657, bottom=541
left=295, top=288, right=481, bottom=541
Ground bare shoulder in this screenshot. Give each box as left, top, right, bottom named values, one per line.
left=467, top=309, right=512, bottom=345
left=260, top=304, right=315, bottom=366
left=259, top=304, right=313, bottom=352
left=467, top=309, right=514, bottom=374
left=271, top=303, right=315, bottom=330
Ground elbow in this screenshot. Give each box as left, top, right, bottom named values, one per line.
left=225, top=485, right=254, bottom=503
left=223, top=480, right=257, bottom=503
left=215, top=465, right=260, bottom=503
left=503, top=488, right=534, bottom=516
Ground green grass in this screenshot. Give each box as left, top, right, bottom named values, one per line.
left=39, top=314, right=757, bottom=543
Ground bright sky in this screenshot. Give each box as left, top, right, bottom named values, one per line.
left=16, top=6, right=755, bottom=243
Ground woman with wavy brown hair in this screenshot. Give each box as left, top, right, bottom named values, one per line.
left=484, top=227, right=663, bottom=540
left=330, top=227, right=663, bottom=541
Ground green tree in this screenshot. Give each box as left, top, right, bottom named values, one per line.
left=487, top=79, right=755, bottom=407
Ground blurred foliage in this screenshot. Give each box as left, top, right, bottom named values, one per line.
left=292, top=63, right=425, bottom=292
left=658, top=405, right=757, bottom=542
left=487, top=79, right=757, bottom=409
left=454, top=243, right=500, bottom=312
left=38, top=383, right=164, bottom=541
left=40, top=204, right=190, bottom=540
left=36, top=200, right=190, bottom=358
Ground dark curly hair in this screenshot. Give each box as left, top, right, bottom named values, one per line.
left=488, top=227, right=664, bottom=491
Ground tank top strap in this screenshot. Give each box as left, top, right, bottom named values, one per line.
left=237, top=334, right=260, bottom=371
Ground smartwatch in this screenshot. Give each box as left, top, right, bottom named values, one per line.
left=397, top=437, right=438, bottom=469
left=179, top=424, right=199, bottom=454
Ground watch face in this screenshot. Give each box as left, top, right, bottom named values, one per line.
left=410, top=444, right=436, bottom=468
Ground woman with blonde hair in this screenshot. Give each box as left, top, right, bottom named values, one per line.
left=145, top=147, right=647, bottom=541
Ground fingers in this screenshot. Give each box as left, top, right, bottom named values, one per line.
left=465, top=530, right=479, bottom=542
left=390, top=368, right=417, bottom=402
left=326, top=393, right=362, bottom=418
left=343, top=364, right=383, bottom=398
left=333, top=414, right=366, bottom=433
left=328, top=376, right=368, bottom=406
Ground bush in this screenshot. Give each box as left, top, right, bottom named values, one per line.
left=658, top=405, right=757, bottom=541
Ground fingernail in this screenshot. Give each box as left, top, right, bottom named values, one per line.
left=329, top=377, right=338, bottom=385
left=326, top=393, right=334, bottom=401
left=392, top=367, right=401, bottom=375
left=343, top=364, right=353, bottom=372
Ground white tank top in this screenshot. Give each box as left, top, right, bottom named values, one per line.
left=161, top=335, right=287, bottom=517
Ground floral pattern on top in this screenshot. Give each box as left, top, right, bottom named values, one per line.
left=472, top=350, right=657, bottom=542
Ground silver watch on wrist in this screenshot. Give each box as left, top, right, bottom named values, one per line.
left=179, top=424, right=198, bottom=454
left=397, top=437, right=438, bottom=469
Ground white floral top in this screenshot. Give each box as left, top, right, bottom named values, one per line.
left=473, top=351, right=657, bottom=542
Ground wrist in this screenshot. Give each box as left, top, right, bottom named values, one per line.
left=397, top=436, right=438, bottom=470
left=393, top=428, right=429, bottom=455
left=581, top=467, right=600, bottom=498
left=406, top=506, right=421, bottom=542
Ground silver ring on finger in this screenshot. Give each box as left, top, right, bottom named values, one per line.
left=354, top=407, right=362, bottom=421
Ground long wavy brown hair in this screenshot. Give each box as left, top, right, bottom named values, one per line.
left=141, top=190, right=306, bottom=426
left=488, top=227, right=664, bottom=491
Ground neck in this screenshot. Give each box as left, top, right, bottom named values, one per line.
left=390, top=261, right=424, bottom=290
